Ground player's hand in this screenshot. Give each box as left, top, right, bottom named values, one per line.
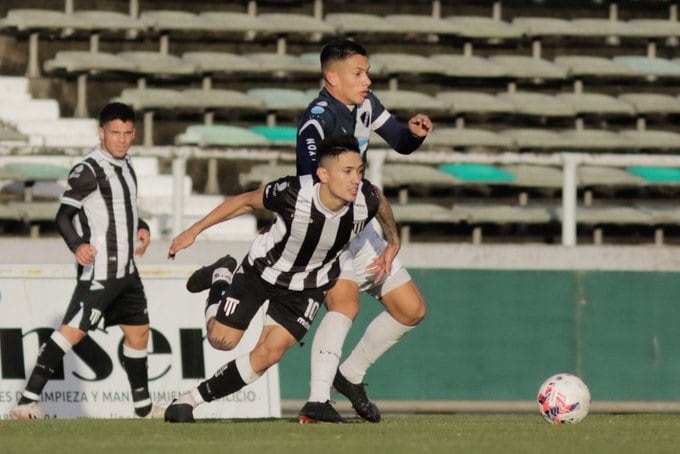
left=75, top=243, right=97, bottom=266
left=366, top=243, right=399, bottom=284
left=167, top=228, right=197, bottom=260
left=408, top=114, right=433, bottom=138
left=135, top=228, right=150, bottom=256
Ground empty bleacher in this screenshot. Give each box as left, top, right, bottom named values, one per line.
left=2, top=0, right=680, bottom=244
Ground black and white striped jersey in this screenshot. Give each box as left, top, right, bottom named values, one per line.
left=247, top=174, right=380, bottom=291
left=59, top=145, right=143, bottom=281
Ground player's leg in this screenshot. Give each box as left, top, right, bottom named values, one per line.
left=119, top=323, right=162, bottom=418
left=10, top=280, right=105, bottom=420
left=185, top=253, right=238, bottom=293
left=10, top=324, right=86, bottom=419
left=339, top=278, right=426, bottom=386
left=306, top=278, right=358, bottom=402
left=166, top=279, right=322, bottom=423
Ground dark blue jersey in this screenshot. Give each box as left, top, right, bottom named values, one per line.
left=296, top=88, right=425, bottom=175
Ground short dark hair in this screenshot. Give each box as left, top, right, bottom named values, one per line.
left=98, top=102, right=135, bottom=127
left=320, top=39, right=368, bottom=71
left=318, top=133, right=361, bottom=163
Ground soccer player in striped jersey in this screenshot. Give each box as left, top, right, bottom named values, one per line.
left=10, top=102, right=161, bottom=420
left=163, top=134, right=400, bottom=423
left=295, top=39, right=430, bottom=423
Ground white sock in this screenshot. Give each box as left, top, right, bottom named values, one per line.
left=307, top=311, right=352, bottom=402
left=176, top=388, right=204, bottom=409
left=205, top=302, right=219, bottom=325
left=339, top=311, right=415, bottom=384
left=236, top=354, right=261, bottom=385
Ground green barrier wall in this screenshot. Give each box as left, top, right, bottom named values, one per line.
left=278, top=269, right=680, bottom=401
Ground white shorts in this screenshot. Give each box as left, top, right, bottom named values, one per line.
left=338, top=220, right=411, bottom=299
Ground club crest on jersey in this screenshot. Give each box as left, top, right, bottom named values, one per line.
left=311, top=105, right=325, bottom=115
left=69, top=164, right=85, bottom=180
left=352, top=220, right=366, bottom=234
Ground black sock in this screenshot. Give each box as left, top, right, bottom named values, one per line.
left=197, top=360, right=246, bottom=403
left=122, top=349, right=151, bottom=417
left=19, top=337, right=67, bottom=405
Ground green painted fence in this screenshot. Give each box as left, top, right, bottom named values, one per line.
left=278, top=269, right=680, bottom=401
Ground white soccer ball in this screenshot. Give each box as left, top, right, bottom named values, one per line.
left=536, top=373, right=591, bottom=424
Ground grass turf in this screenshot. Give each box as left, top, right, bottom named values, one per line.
left=1, top=414, right=678, bottom=454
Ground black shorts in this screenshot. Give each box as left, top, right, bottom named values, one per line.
left=213, top=263, right=325, bottom=341
left=62, top=272, right=149, bottom=331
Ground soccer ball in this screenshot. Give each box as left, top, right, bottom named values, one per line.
left=536, top=373, right=591, bottom=424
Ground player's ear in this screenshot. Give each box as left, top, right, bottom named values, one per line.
left=98, top=127, right=105, bottom=143
left=316, top=166, right=329, bottom=183
left=325, top=69, right=338, bottom=87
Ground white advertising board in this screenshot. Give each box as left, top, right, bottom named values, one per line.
left=0, top=265, right=280, bottom=419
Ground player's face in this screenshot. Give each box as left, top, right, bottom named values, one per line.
left=99, top=119, right=135, bottom=159
left=327, top=54, right=371, bottom=106
left=317, top=151, right=365, bottom=210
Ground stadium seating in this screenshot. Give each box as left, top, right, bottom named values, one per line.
left=3, top=0, right=680, bottom=243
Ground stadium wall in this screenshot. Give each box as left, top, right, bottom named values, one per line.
left=2, top=239, right=680, bottom=414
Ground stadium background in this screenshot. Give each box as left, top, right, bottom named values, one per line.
left=1, top=0, right=680, bottom=414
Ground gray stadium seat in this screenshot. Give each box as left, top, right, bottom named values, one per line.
left=613, top=56, right=680, bottom=78
left=257, top=13, right=334, bottom=35
left=383, top=14, right=460, bottom=36
left=618, top=130, right=680, bottom=150
left=559, top=129, right=635, bottom=150
left=175, top=125, right=269, bottom=147
left=436, top=91, right=515, bottom=115
left=246, top=88, right=311, bottom=111
left=44, top=50, right=137, bottom=73
left=117, top=51, right=196, bottom=76
left=429, top=55, right=508, bottom=78
left=371, top=89, right=451, bottom=115
left=370, top=53, right=447, bottom=77
left=499, top=164, right=563, bottom=188
left=618, top=93, right=680, bottom=114
left=511, top=17, right=574, bottom=37
left=578, top=166, right=647, bottom=187
left=139, top=10, right=215, bottom=32
left=556, top=93, right=636, bottom=116
left=444, top=16, right=525, bottom=39
left=324, top=13, right=396, bottom=35
left=497, top=92, right=575, bottom=117
left=488, top=55, right=568, bottom=80
left=500, top=128, right=567, bottom=149
left=244, top=53, right=319, bottom=76
left=553, top=55, right=635, bottom=78
left=181, top=51, right=262, bottom=74
left=198, top=11, right=274, bottom=34
left=426, top=127, right=514, bottom=149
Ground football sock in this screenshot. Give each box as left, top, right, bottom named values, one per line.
left=197, top=358, right=247, bottom=403
left=122, top=344, right=152, bottom=417
left=308, top=311, right=352, bottom=402
left=19, top=330, right=72, bottom=405
left=339, top=311, right=414, bottom=384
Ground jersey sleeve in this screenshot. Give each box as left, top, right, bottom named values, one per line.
left=296, top=100, right=337, bottom=175
left=374, top=115, right=425, bottom=155
left=262, top=176, right=300, bottom=214
left=57, top=163, right=98, bottom=252
left=60, top=162, right=98, bottom=209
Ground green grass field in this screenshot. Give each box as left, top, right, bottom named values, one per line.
left=1, top=414, right=679, bottom=454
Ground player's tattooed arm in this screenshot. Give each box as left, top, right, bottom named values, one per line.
left=368, top=186, right=400, bottom=282
left=374, top=186, right=400, bottom=249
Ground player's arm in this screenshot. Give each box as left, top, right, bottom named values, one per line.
left=375, top=114, right=431, bottom=155
left=168, top=186, right=265, bottom=258
left=368, top=185, right=400, bottom=282
left=296, top=109, right=334, bottom=175
left=57, top=164, right=98, bottom=265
